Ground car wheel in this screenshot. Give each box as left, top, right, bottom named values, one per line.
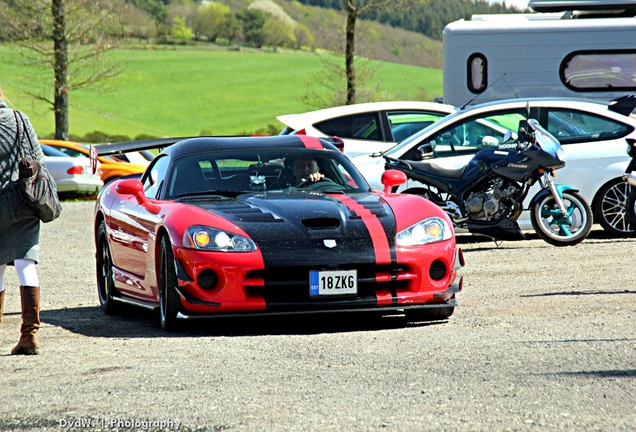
left=96, top=221, right=121, bottom=314
left=593, top=178, right=635, bottom=236
left=159, top=235, right=182, bottom=332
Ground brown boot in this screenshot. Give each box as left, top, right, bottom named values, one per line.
left=0, top=289, right=4, bottom=326
left=11, top=286, right=40, bottom=355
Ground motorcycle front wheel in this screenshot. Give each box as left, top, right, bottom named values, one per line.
left=530, top=190, right=592, bottom=246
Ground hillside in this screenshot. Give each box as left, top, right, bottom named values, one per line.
left=185, top=0, right=445, bottom=69
left=0, top=45, right=443, bottom=139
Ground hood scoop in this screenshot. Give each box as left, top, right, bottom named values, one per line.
left=302, top=217, right=341, bottom=230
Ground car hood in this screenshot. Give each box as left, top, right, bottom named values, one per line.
left=185, top=191, right=397, bottom=267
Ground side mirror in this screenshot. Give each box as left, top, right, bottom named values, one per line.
left=115, top=178, right=144, bottom=196
left=482, top=136, right=500, bottom=147
left=414, top=143, right=434, bottom=161
left=115, top=178, right=160, bottom=214
left=381, top=169, right=407, bottom=194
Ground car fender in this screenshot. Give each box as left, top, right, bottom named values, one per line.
left=159, top=204, right=253, bottom=249
left=575, top=160, right=630, bottom=204
left=381, top=191, right=453, bottom=233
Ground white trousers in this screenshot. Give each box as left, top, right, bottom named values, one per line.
left=0, top=259, right=40, bottom=292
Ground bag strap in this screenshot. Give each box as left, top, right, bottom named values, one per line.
left=12, top=110, right=23, bottom=160
left=13, top=110, right=35, bottom=158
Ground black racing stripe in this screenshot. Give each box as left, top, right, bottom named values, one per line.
left=349, top=195, right=397, bottom=265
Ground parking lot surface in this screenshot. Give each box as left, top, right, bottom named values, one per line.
left=0, top=202, right=634, bottom=431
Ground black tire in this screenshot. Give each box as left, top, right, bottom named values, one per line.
left=627, top=187, right=636, bottom=229
left=531, top=190, right=592, bottom=246
left=593, top=178, right=635, bottom=236
left=96, top=221, right=121, bottom=314
left=159, top=235, right=183, bottom=332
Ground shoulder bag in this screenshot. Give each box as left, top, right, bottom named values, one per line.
left=14, top=111, right=62, bottom=223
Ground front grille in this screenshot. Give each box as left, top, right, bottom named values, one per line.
left=245, top=264, right=412, bottom=305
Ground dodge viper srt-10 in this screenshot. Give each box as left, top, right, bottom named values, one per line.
left=93, top=135, right=464, bottom=331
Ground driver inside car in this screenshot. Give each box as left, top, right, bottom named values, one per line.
left=292, top=156, right=325, bottom=186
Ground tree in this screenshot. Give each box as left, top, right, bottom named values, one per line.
left=2, top=0, right=126, bottom=140
left=192, top=2, right=231, bottom=43
left=171, top=16, right=193, bottom=44
left=263, top=18, right=296, bottom=50
left=293, top=23, right=314, bottom=50
left=237, top=9, right=267, bottom=48
left=343, top=0, right=399, bottom=104
left=219, top=13, right=243, bottom=45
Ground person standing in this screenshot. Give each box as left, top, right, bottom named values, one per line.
left=0, top=88, right=48, bottom=355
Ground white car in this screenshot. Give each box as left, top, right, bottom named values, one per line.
left=40, top=144, right=103, bottom=197
left=277, top=101, right=457, bottom=158
left=351, top=97, right=636, bottom=236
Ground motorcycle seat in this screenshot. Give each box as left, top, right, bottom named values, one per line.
left=405, top=160, right=466, bottom=179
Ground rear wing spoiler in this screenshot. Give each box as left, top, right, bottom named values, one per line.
left=88, top=136, right=200, bottom=175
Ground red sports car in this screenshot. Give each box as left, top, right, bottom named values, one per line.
left=93, top=135, right=464, bottom=331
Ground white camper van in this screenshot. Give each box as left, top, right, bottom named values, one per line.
left=442, top=1, right=636, bottom=107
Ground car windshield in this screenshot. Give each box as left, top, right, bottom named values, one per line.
left=165, top=148, right=370, bottom=199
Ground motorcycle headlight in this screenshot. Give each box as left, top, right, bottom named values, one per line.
left=396, top=217, right=453, bottom=246
left=183, top=226, right=256, bottom=252
left=556, top=147, right=566, bottom=163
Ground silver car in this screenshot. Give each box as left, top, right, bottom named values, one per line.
left=40, top=144, right=103, bottom=197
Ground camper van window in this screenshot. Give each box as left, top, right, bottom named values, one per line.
left=467, top=53, right=487, bottom=94
left=561, top=50, right=636, bottom=92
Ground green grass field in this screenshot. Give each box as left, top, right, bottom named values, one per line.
left=0, top=45, right=442, bottom=139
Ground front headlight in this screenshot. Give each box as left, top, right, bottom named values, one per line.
left=556, top=147, right=566, bottom=163
left=396, top=217, right=453, bottom=246
left=182, top=226, right=257, bottom=252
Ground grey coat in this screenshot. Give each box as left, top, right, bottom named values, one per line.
left=0, top=100, right=46, bottom=265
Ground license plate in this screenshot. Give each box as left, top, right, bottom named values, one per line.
left=310, top=270, right=357, bottom=296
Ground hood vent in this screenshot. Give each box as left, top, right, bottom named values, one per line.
left=348, top=201, right=387, bottom=219
left=302, top=217, right=341, bottom=230
left=215, top=203, right=280, bottom=222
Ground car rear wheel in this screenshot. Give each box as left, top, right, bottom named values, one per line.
left=159, top=235, right=182, bottom=332
left=594, top=178, right=635, bottom=236
left=96, top=221, right=121, bottom=314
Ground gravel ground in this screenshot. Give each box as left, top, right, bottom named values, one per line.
left=0, top=201, right=634, bottom=432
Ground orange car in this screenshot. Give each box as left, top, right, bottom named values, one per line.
left=41, top=140, right=147, bottom=184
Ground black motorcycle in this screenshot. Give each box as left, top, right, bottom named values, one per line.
left=384, top=118, right=592, bottom=246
